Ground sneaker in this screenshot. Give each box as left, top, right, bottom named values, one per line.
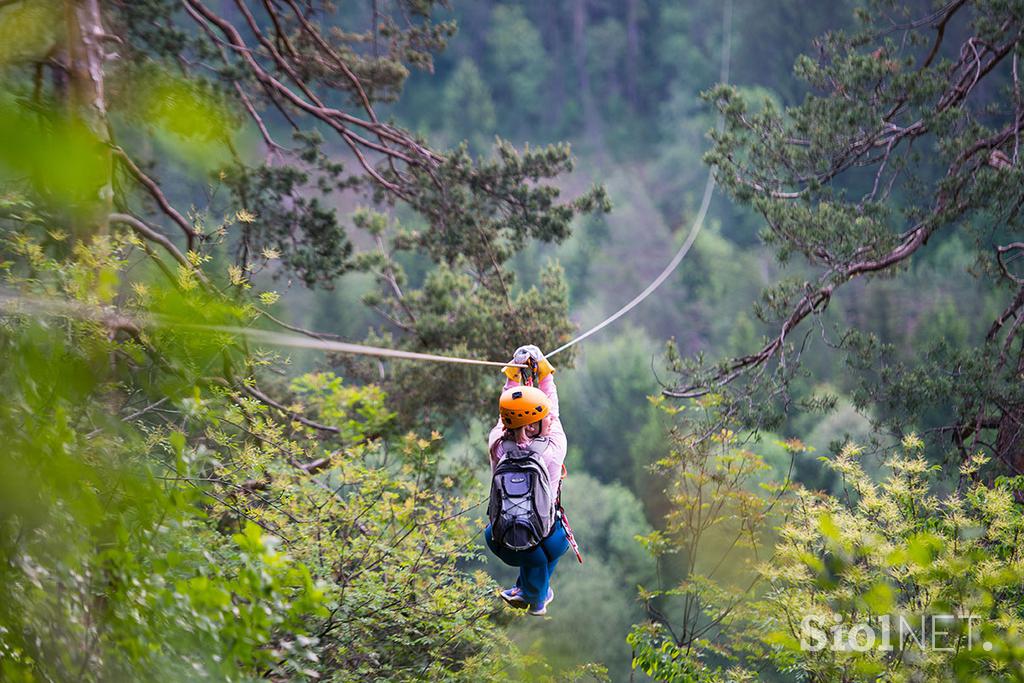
left=499, top=586, right=529, bottom=609
left=527, top=588, right=554, bottom=616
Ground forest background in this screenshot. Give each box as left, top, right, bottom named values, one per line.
left=2, top=0, right=1023, bottom=681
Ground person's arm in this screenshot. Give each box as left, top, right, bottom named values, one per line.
left=543, top=411, right=567, bottom=491
left=528, top=374, right=566, bottom=488
left=489, top=344, right=561, bottom=468
left=487, top=418, right=505, bottom=470
left=536, top=374, right=559, bottom=418
left=487, top=377, right=517, bottom=466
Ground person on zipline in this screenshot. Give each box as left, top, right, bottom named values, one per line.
left=484, top=344, right=571, bottom=616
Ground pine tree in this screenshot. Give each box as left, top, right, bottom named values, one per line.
left=670, top=0, right=1024, bottom=472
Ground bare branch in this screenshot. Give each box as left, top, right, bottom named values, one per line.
left=995, top=243, right=1024, bottom=286
left=113, top=148, right=197, bottom=249
left=109, top=212, right=210, bottom=288
left=921, top=0, right=967, bottom=69
left=240, top=381, right=341, bottom=434
left=180, top=0, right=454, bottom=209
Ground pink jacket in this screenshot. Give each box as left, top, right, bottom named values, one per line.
left=488, top=374, right=567, bottom=495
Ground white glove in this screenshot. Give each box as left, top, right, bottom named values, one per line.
left=512, top=344, right=545, bottom=365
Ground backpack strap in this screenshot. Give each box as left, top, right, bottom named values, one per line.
left=498, top=437, right=548, bottom=461
left=556, top=462, right=567, bottom=510
left=499, top=439, right=529, bottom=460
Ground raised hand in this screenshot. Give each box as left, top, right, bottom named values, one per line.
left=512, top=344, right=545, bottom=365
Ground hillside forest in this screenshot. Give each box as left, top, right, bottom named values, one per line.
left=2, top=0, right=1024, bottom=681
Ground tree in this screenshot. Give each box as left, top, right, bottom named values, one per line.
left=439, top=58, right=496, bottom=154
left=667, top=0, right=1024, bottom=473
left=622, top=395, right=803, bottom=680
left=0, top=219, right=523, bottom=679
left=631, top=435, right=1024, bottom=682
left=747, top=438, right=1024, bottom=681
left=485, top=6, right=549, bottom=134
left=0, top=0, right=609, bottom=678
left=0, top=0, right=606, bottom=363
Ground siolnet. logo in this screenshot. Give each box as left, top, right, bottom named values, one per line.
left=799, top=614, right=990, bottom=652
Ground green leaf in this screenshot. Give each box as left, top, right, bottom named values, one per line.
left=861, top=582, right=894, bottom=614
left=818, top=511, right=840, bottom=542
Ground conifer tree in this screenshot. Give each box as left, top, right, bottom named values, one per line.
left=670, top=0, right=1024, bottom=472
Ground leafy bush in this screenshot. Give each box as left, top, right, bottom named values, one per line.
left=0, top=216, right=515, bottom=681
left=628, top=419, right=1024, bottom=682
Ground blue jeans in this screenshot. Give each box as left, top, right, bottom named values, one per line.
left=485, top=518, right=570, bottom=609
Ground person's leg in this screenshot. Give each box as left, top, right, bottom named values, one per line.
left=541, top=519, right=571, bottom=579
left=486, top=525, right=547, bottom=605
left=484, top=524, right=499, bottom=557
left=515, top=545, right=552, bottom=607
left=485, top=525, right=522, bottom=568
left=522, top=522, right=570, bottom=611
left=521, top=522, right=569, bottom=613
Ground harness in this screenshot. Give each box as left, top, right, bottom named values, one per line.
left=517, top=357, right=540, bottom=387
left=556, top=462, right=583, bottom=564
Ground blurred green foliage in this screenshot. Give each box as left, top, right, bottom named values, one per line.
left=117, top=67, right=238, bottom=170
left=0, top=201, right=522, bottom=680
left=0, top=272, right=325, bottom=679
left=629, top=437, right=1024, bottom=681
left=0, top=99, right=108, bottom=211
left=0, top=1, right=61, bottom=65
left=4, top=0, right=1024, bottom=680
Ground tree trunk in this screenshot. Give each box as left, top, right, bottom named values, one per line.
left=572, top=0, right=600, bottom=140
left=64, top=0, right=112, bottom=240
left=542, top=4, right=566, bottom=132
left=625, top=0, right=640, bottom=110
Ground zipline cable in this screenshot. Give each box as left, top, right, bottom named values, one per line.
left=1, top=1, right=733, bottom=373
left=189, top=325, right=528, bottom=369
left=546, top=0, right=732, bottom=359
left=219, top=0, right=734, bottom=367
left=0, top=294, right=528, bottom=368
left=546, top=168, right=715, bottom=359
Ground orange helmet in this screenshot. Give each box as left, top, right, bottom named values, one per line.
left=499, top=386, right=550, bottom=429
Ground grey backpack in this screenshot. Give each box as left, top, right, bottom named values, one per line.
left=488, top=439, right=557, bottom=551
